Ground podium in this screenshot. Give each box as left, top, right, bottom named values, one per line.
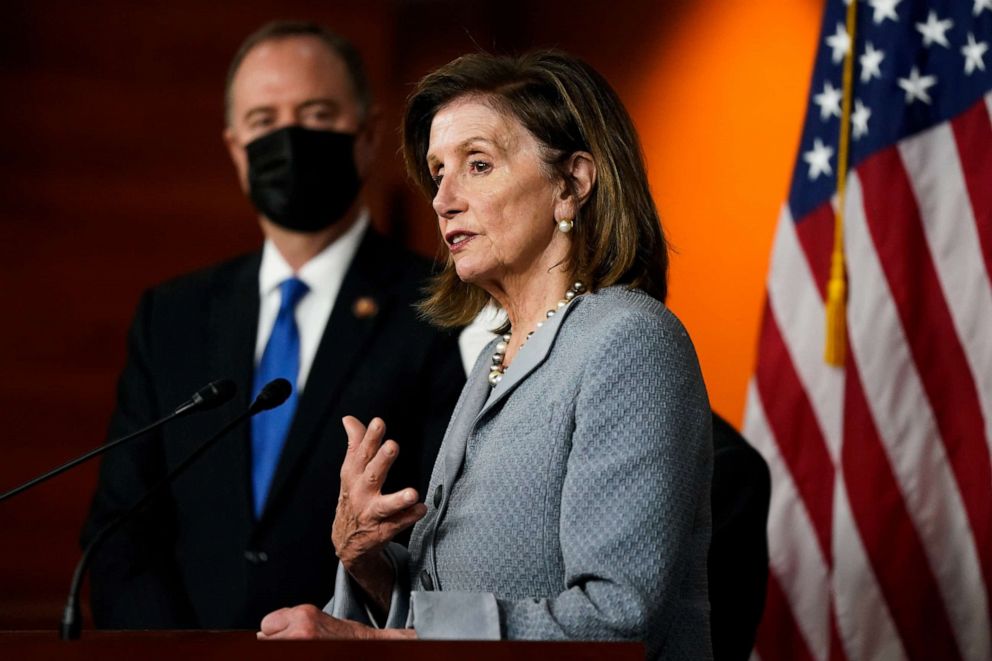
left=0, top=631, right=644, bottom=659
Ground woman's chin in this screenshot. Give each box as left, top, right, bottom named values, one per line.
left=453, top=262, right=486, bottom=285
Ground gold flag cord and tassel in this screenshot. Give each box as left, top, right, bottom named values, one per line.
left=824, top=0, right=859, bottom=366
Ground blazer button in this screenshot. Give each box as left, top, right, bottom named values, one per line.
left=244, top=550, right=269, bottom=565
left=420, top=569, right=434, bottom=591
left=433, top=484, right=443, bottom=508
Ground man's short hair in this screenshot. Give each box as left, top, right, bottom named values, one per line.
left=224, top=20, right=372, bottom=126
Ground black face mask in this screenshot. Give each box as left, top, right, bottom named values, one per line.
left=246, top=126, right=362, bottom=233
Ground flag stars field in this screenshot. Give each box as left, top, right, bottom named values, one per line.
left=814, top=81, right=843, bottom=120
left=826, top=23, right=852, bottom=63
left=852, top=100, right=871, bottom=139
left=898, top=66, right=938, bottom=104
left=860, top=42, right=885, bottom=83
left=803, top=138, right=834, bottom=180
left=962, top=33, right=988, bottom=74
left=868, top=0, right=902, bottom=24
left=916, top=10, right=954, bottom=49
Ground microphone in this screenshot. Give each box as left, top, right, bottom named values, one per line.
left=173, top=379, right=238, bottom=416
left=59, top=378, right=292, bottom=640
left=0, top=379, right=237, bottom=504
left=249, top=377, right=292, bottom=415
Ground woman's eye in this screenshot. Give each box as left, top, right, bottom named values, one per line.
left=431, top=173, right=443, bottom=187
left=469, top=161, right=491, bottom=174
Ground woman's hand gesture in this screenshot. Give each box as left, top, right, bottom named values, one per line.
left=332, top=416, right=427, bottom=610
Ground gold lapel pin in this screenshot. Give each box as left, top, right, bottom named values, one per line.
left=352, top=296, right=379, bottom=319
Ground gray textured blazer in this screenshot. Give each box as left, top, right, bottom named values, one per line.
left=329, top=286, right=713, bottom=659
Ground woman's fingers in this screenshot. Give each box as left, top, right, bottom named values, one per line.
left=340, top=416, right=368, bottom=478
left=259, top=607, right=293, bottom=636
left=334, top=416, right=423, bottom=563
left=373, top=488, right=421, bottom=519
left=363, top=439, right=401, bottom=489
left=340, top=416, right=386, bottom=475
left=357, top=417, right=387, bottom=465
left=382, top=502, right=428, bottom=535
left=341, top=416, right=367, bottom=449
left=338, top=491, right=422, bottom=543
left=257, top=605, right=364, bottom=640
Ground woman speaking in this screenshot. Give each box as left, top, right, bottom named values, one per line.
left=258, top=50, right=713, bottom=659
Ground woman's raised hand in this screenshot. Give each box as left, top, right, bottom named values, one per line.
left=332, top=416, right=427, bottom=578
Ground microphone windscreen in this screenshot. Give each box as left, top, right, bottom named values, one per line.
left=174, top=378, right=239, bottom=415
left=195, top=379, right=237, bottom=410
left=251, top=378, right=292, bottom=413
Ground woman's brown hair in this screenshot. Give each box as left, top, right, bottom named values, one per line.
left=404, top=50, right=668, bottom=328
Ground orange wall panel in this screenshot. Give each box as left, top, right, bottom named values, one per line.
left=630, top=0, right=822, bottom=425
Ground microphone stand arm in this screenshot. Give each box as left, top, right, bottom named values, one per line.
left=0, top=414, right=182, bottom=504
left=0, top=379, right=235, bottom=504
left=59, top=409, right=252, bottom=640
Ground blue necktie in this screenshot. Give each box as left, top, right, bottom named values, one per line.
left=251, top=277, right=309, bottom=518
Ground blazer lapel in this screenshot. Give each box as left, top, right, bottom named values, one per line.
left=206, top=252, right=261, bottom=526
left=474, top=296, right=582, bottom=422
left=440, top=363, right=493, bottom=491
left=258, top=230, right=389, bottom=523
left=437, top=297, right=584, bottom=491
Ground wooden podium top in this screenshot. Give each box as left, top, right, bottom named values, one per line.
left=0, top=630, right=644, bottom=660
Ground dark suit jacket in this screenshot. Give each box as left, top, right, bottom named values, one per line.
left=709, top=413, right=771, bottom=661
left=81, top=229, right=465, bottom=630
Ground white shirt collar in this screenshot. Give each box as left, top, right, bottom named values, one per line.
left=254, top=209, right=371, bottom=392
left=258, top=209, right=370, bottom=296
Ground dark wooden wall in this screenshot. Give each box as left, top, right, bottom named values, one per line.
left=0, top=0, right=681, bottom=629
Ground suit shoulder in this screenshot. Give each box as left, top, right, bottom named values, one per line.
left=712, top=417, right=770, bottom=487
left=568, top=286, right=692, bottom=350
left=366, top=231, right=435, bottom=281
left=145, top=251, right=260, bottom=302
left=361, top=232, right=441, bottom=316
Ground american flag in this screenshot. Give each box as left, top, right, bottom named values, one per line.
left=743, top=1, right=992, bottom=659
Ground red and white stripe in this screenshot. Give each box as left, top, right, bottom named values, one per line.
left=745, top=93, right=992, bottom=660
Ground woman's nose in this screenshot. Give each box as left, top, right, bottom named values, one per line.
left=432, top=176, right=466, bottom=219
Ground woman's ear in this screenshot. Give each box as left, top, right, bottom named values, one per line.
left=563, top=150, right=596, bottom=207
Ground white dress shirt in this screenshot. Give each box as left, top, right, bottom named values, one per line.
left=457, top=303, right=507, bottom=375
left=254, top=211, right=369, bottom=393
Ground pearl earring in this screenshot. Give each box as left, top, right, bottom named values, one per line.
left=557, top=218, right=574, bottom=233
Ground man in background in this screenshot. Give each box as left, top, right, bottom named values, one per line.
left=82, top=20, right=464, bottom=629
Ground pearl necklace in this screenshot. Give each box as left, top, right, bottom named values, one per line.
left=488, top=281, right=585, bottom=386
